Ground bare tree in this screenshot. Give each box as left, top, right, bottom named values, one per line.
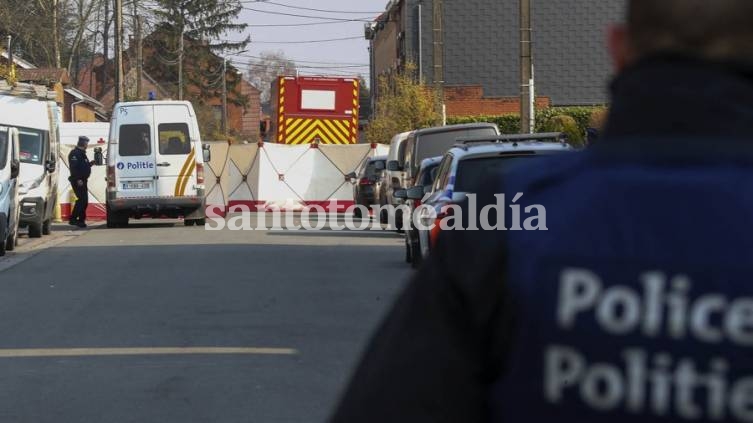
left=247, top=50, right=297, bottom=105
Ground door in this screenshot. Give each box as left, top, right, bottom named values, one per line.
left=115, top=105, right=157, bottom=198
left=153, top=105, right=196, bottom=197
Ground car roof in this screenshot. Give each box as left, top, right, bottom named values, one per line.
left=413, top=122, right=498, bottom=136
left=367, top=155, right=388, bottom=162
left=419, top=156, right=443, bottom=169
left=447, top=139, right=573, bottom=160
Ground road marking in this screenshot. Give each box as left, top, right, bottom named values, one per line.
left=0, top=347, right=298, bottom=358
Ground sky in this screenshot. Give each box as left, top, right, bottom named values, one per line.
left=228, top=0, right=388, bottom=80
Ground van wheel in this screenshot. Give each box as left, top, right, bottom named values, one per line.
left=0, top=219, right=7, bottom=257
left=106, top=207, right=129, bottom=228
left=6, top=229, right=17, bottom=251
left=404, top=235, right=412, bottom=263
left=184, top=219, right=195, bottom=227
left=42, top=219, right=52, bottom=235
left=28, top=219, right=42, bottom=238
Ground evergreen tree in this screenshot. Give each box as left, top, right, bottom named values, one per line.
left=148, top=0, right=249, bottom=100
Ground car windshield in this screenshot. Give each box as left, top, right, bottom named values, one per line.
left=19, top=128, right=45, bottom=165
left=416, top=128, right=498, bottom=162
left=454, top=155, right=544, bottom=192
left=0, top=128, right=8, bottom=170
left=419, top=164, right=440, bottom=186
left=361, top=161, right=383, bottom=178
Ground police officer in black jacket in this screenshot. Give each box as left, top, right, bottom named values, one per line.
left=68, top=136, right=94, bottom=228
left=331, top=1, right=753, bottom=422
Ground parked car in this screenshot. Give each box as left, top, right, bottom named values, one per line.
left=106, top=101, right=209, bottom=227
left=0, top=94, right=62, bottom=238
left=379, top=131, right=411, bottom=223
left=395, top=156, right=442, bottom=267
left=0, top=126, right=21, bottom=256
left=412, top=133, right=574, bottom=261
left=388, top=123, right=499, bottom=229
left=352, top=155, right=387, bottom=217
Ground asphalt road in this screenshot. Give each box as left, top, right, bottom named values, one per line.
left=0, top=217, right=409, bottom=422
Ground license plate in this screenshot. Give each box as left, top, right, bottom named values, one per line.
left=122, top=182, right=151, bottom=190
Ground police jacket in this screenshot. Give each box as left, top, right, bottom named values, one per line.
left=330, top=56, right=753, bottom=422
left=68, top=147, right=92, bottom=181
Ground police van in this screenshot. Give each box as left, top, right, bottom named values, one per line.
left=0, top=93, right=61, bottom=238
left=105, top=101, right=209, bottom=227
left=0, top=126, right=20, bottom=255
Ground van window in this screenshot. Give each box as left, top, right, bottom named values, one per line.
left=416, top=127, right=498, bottom=164
left=0, top=129, right=7, bottom=170
left=158, top=123, right=191, bottom=155
left=119, top=124, right=152, bottom=157
left=19, top=128, right=45, bottom=165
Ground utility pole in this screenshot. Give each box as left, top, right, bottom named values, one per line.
left=221, top=58, right=228, bottom=134
left=136, top=15, right=143, bottom=99
left=114, top=0, right=124, bottom=103
left=520, top=0, right=534, bottom=134
left=433, top=0, right=445, bottom=125
left=178, top=24, right=184, bottom=100
left=5, top=36, right=11, bottom=73
left=53, top=0, right=61, bottom=68
left=102, top=0, right=110, bottom=99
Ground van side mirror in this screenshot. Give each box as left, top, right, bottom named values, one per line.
left=202, top=144, right=211, bottom=163
left=45, top=160, right=56, bottom=173
left=407, top=186, right=425, bottom=200
left=93, top=147, right=104, bottom=166
left=387, top=160, right=401, bottom=171
left=10, top=160, right=19, bottom=179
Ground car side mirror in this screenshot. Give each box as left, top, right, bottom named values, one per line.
left=9, top=160, right=19, bottom=179
left=375, top=161, right=386, bottom=171
left=93, top=147, right=104, bottom=166
left=387, top=160, right=401, bottom=171
left=451, top=192, right=467, bottom=203
left=407, top=186, right=425, bottom=200
left=394, top=189, right=408, bottom=199
left=45, top=160, right=56, bottom=173
left=202, top=144, right=211, bottom=163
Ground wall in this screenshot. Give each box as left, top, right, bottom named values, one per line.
left=372, top=0, right=623, bottom=107
left=444, top=86, right=550, bottom=117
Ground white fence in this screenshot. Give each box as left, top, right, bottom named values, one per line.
left=58, top=141, right=389, bottom=220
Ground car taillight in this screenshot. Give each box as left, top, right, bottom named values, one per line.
left=430, top=205, right=454, bottom=249
left=359, top=177, right=372, bottom=185
left=107, top=165, right=115, bottom=189
left=196, top=163, right=204, bottom=184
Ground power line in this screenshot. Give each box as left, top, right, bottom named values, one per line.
left=242, top=6, right=373, bottom=22
left=227, top=52, right=367, bottom=66
left=251, top=36, right=363, bottom=44
left=248, top=19, right=367, bottom=27
left=252, top=1, right=383, bottom=15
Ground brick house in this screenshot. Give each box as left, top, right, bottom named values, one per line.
left=75, top=36, right=262, bottom=141
left=366, top=0, right=622, bottom=117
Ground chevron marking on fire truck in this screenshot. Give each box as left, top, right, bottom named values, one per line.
left=278, top=78, right=286, bottom=142
left=284, top=118, right=352, bottom=144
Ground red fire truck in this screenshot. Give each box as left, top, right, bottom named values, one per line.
left=270, top=76, right=360, bottom=145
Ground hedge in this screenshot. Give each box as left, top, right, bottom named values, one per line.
left=447, top=106, right=607, bottom=141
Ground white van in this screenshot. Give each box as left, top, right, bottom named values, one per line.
left=0, top=126, right=20, bottom=255
left=106, top=101, right=208, bottom=227
left=0, top=95, right=61, bottom=238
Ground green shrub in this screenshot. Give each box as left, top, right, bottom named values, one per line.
left=448, top=106, right=607, bottom=145
left=540, top=115, right=584, bottom=147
